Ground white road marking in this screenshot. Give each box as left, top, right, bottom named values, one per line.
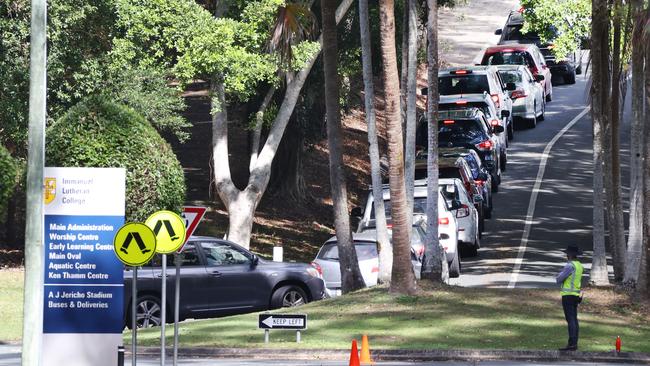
left=507, top=106, right=590, bottom=289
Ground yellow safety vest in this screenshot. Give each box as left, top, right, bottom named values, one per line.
left=561, top=260, right=583, bottom=296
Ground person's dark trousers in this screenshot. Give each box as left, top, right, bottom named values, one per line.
left=562, top=295, right=580, bottom=348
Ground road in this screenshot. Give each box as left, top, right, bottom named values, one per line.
left=451, top=69, right=621, bottom=288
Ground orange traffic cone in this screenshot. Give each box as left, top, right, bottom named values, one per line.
left=349, top=339, right=360, bottom=366
left=359, top=334, right=374, bottom=365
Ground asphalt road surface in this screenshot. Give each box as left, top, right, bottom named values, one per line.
left=450, top=70, right=622, bottom=288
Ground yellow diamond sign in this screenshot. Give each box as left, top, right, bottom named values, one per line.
left=113, top=223, right=157, bottom=266
left=145, top=210, right=186, bottom=254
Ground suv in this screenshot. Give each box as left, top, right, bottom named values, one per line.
left=439, top=94, right=509, bottom=169
left=495, top=10, right=582, bottom=84
left=480, top=44, right=553, bottom=102
left=439, top=178, right=481, bottom=257
left=439, top=147, right=493, bottom=219
left=437, top=66, right=514, bottom=140
left=417, top=108, right=504, bottom=190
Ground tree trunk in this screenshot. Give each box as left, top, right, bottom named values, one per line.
left=643, top=10, right=650, bottom=298
left=421, top=0, right=448, bottom=283
left=624, top=0, right=645, bottom=286
left=589, top=0, right=610, bottom=286
left=604, top=0, right=626, bottom=282
left=268, top=119, right=308, bottom=202
left=404, top=0, right=418, bottom=221
left=212, top=0, right=355, bottom=249
left=379, top=0, right=417, bottom=295
left=249, top=87, right=276, bottom=172
left=359, top=0, right=393, bottom=283
left=321, top=0, right=366, bottom=294
left=400, top=1, right=408, bottom=127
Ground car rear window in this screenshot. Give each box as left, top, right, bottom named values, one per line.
left=318, top=242, right=378, bottom=261
left=439, top=75, right=490, bottom=95
left=439, top=119, right=485, bottom=140
left=371, top=197, right=427, bottom=219
left=502, top=25, right=540, bottom=43
left=499, top=71, right=523, bottom=83
left=485, top=51, right=528, bottom=66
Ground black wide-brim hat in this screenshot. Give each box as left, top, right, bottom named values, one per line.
left=564, top=245, right=583, bottom=255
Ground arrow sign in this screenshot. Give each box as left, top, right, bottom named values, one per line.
left=179, top=206, right=207, bottom=251
left=258, top=314, right=307, bottom=330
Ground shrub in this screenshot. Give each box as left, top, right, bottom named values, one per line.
left=46, top=96, right=186, bottom=221
left=0, top=145, right=18, bottom=213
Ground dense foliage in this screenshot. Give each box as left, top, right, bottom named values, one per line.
left=45, top=97, right=186, bottom=221
left=520, top=0, right=591, bottom=59
left=0, top=145, right=17, bottom=213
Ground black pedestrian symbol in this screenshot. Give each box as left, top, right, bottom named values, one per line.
left=152, top=220, right=179, bottom=241
left=120, top=232, right=151, bottom=255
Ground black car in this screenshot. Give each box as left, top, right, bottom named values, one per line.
left=495, top=10, right=582, bottom=84
left=123, top=236, right=325, bottom=328
left=417, top=108, right=504, bottom=191
left=439, top=147, right=494, bottom=219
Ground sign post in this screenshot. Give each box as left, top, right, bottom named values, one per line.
left=258, top=314, right=307, bottom=343
left=145, top=211, right=186, bottom=366
left=42, top=167, right=125, bottom=366
left=113, top=223, right=157, bottom=366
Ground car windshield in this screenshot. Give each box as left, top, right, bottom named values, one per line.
left=486, top=51, right=527, bottom=66
left=439, top=75, right=490, bottom=95
left=318, top=242, right=378, bottom=261
left=370, top=197, right=427, bottom=219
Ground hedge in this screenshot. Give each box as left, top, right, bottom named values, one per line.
left=0, top=145, right=17, bottom=213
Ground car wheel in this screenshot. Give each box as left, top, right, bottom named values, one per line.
left=545, top=87, right=553, bottom=102
left=507, top=120, right=514, bottom=141
left=538, top=101, right=545, bottom=121
left=500, top=151, right=507, bottom=172
left=565, top=71, right=576, bottom=84
left=576, top=64, right=582, bottom=75
left=131, top=295, right=162, bottom=329
left=528, top=104, right=537, bottom=129
left=271, top=285, right=308, bottom=309
left=466, top=237, right=479, bottom=258
left=449, top=250, right=461, bottom=278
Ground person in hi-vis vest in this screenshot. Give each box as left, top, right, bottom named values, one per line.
left=555, top=245, right=584, bottom=351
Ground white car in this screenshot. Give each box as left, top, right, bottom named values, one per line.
left=496, top=64, right=546, bottom=128
left=353, top=183, right=461, bottom=277
left=439, top=178, right=480, bottom=257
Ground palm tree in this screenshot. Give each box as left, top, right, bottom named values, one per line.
left=321, top=0, right=366, bottom=293
left=378, top=0, right=417, bottom=295
left=359, top=0, right=392, bottom=283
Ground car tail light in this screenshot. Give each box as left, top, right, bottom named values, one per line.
left=387, top=223, right=393, bottom=229
left=443, top=246, right=448, bottom=252
left=417, top=246, right=425, bottom=257
left=371, top=266, right=379, bottom=273
left=443, top=120, right=455, bottom=124
left=455, top=100, right=468, bottom=105
left=518, top=6, right=525, bottom=13
left=452, top=69, right=470, bottom=75
left=491, top=94, right=500, bottom=108
left=475, top=180, right=485, bottom=186
left=439, top=217, right=450, bottom=225
left=310, top=261, right=323, bottom=277
left=511, top=90, right=527, bottom=99
left=490, top=119, right=500, bottom=127
left=476, top=140, right=494, bottom=151
left=456, top=204, right=470, bottom=218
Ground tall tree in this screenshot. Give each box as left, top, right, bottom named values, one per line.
left=421, top=0, right=448, bottom=282
left=321, top=0, right=366, bottom=293
left=624, top=0, right=646, bottom=286
left=359, top=0, right=393, bottom=283
left=404, top=0, right=419, bottom=221
left=642, top=7, right=650, bottom=298
left=604, top=0, right=626, bottom=282
left=379, top=0, right=417, bottom=295
left=589, top=0, right=610, bottom=286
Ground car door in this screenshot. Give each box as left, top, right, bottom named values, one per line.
left=149, top=242, right=207, bottom=319
left=456, top=180, right=478, bottom=241
left=198, top=240, right=270, bottom=313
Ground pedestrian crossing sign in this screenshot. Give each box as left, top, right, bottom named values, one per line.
left=113, top=223, right=157, bottom=266
left=145, top=210, right=186, bottom=254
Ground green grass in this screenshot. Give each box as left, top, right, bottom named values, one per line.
left=0, top=269, right=23, bottom=342
left=1, top=268, right=648, bottom=353
left=131, top=285, right=650, bottom=353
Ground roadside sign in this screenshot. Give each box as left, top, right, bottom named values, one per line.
left=145, top=210, right=186, bottom=254
left=113, top=223, right=157, bottom=266
left=180, top=206, right=207, bottom=247
left=258, top=314, right=307, bottom=330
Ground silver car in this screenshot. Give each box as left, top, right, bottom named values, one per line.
left=496, top=65, right=545, bottom=128
left=313, top=231, right=422, bottom=298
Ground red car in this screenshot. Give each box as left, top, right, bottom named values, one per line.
left=479, top=44, right=553, bottom=102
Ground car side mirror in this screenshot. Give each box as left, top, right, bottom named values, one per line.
left=251, top=254, right=260, bottom=266
left=501, top=110, right=510, bottom=118
left=351, top=207, right=364, bottom=217
left=504, top=82, right=517, bottom=91
left=494, top=28, right=502, bottom=35
left=421, top=87, right=428, bottom=96
left=494, top=125, right=505, bottom=134
left=535, top=74, right=545, bottom=82
left=473, top=195, right=484, bottom=204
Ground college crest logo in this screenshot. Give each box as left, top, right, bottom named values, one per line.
left=44, top=178, right=56, bottom=204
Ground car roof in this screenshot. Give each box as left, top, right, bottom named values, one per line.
left=324, top=231, right=378, bottom=244
left=439, top=65, right=494, bottom=75
left=439, top=178, right=464, bottom=186
left=493, top=64, right=527, bottom=72
left=485, top=44, right=536, bottom=53
left=439, top=107, right=484, bottom=120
